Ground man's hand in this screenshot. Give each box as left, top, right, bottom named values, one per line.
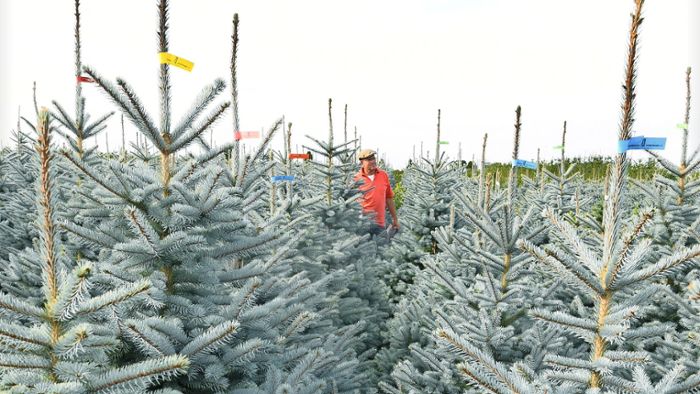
left=387, top=197, right=399, bottom=232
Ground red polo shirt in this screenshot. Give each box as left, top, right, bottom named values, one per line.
left=354, top=168, right=394, bottom=227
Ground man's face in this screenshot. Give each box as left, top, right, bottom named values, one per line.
left=361, top=156, right=377, bottom=174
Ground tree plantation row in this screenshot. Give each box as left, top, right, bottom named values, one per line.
left=1, top=0, right=699, bottom=392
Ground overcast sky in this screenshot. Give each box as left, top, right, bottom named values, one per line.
left=1, top=0, right=698, bottom=168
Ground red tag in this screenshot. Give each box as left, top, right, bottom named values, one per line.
left=77, top=75, right=95, bottom=83
left=234, top=131, right=260, bottom=141
left=288, top=153, right=310, bottom=160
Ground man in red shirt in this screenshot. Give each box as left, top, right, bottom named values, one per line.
left=354, top=149, right=400, bottom=236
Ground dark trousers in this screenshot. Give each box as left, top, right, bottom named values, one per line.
left=369, top=223, right=384, bottom=237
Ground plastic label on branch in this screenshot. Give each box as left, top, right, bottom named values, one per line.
left=677, top=123, right=689, bottom=130
left=288, top=153, right=310, bottom=160
left=271, top=175, right=295, bottom=182
left=512, top=159, right=537, bottom=170
left=618, top=136, right=666, bottom=153
left=159, top=52, right=194, bottom=72
left=553, top=145, right=564, bottom=150
left=77, top=75, right=94, bottom=83
left=438, top=141, right=449, bottom=144
left=234, top=131, right=260, bottom=141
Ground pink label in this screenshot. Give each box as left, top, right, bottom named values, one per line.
left=234, top=131, right=260, bottom=140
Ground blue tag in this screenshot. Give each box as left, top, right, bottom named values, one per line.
left=641, top=137, right=666, bottom=149
left=618, top=136, right=666, bottom=152
left=271, top=175, right=295, bottom=182
left=512, top=159, right=537, bottom=170
left=626, top=136, right=646, bottom=150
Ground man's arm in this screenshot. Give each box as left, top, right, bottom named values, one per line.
left=387, top=198, right=399, bottom=230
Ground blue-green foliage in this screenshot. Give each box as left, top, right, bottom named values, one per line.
left=0, top=1, right=393, bottom=392
left=259, top=113, right=393, bottom=388
left=380, top=115, right=560, bottom=393
left=0, top=109, right=187, bottom=393
left=375, top=2, right=700, bottom=392
left=58, top=70, right=370, bottom=394
left=375, top=152, right=470, bottom=389
left=381, top=156, right=465, bottom=300
left=7, top=1, right=700, bottom=393
left=0, top=132, right=38, bottom=264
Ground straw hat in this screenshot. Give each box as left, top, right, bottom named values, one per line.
left=358, top=149, right=376, bottom=161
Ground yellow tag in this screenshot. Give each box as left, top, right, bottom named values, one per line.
left=159, top=52, right=194, bottom=72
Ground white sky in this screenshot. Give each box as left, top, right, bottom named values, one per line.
left=1, top=0, right=698, bottom=168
